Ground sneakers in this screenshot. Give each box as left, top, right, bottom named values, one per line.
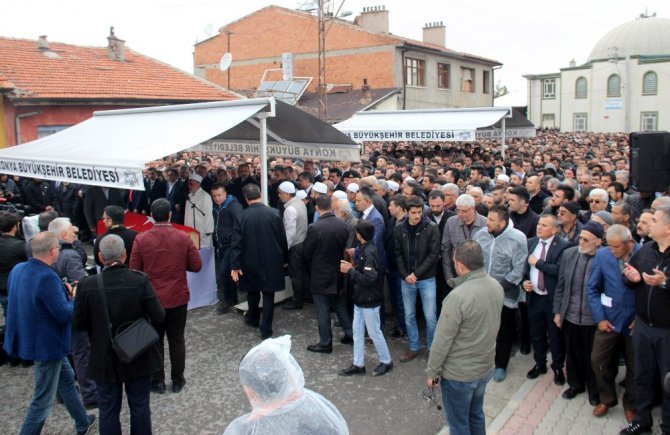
left=619, top=421, right=652, bottom=435
left=493, top=367, right=507, bottom=382
left=77, top=415, right=96, bottom=435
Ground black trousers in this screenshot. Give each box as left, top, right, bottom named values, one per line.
left=527, top=292, right=565, bottom=370
left=563, top=320, right=598, bottom=399
left=313, top=293, right=352, bottom=345
left=288, top=243, right=305, bottom=306
left=633, top=317, right=670, bottom=432
left=247, top=290, right=275, bottom=337
left=495, top=306, right=517, bottom=370
left=518, top=301, right=531, bottom=347
left=591, top=328, right=635, bottom=410
left=153, top=304, right=187, bottom=385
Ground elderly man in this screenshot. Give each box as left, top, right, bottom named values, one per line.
left=74, top=235, right=165, bottom=435
left=581, top=188, right=609, bottom=224
left=278, top=181, right=309, bottom=311
left=224, top=336, right=348, bottom=434
left=474, top=205, right=528, bottom=382
left=587, top=225, right=638, bottom=421
left=49, top=217, right=98, bottom=409
left=554, top=221, right=603, bottom=404
left=440, top=183, right=459, bottom=212
left=621, top=205, right=670, bottom=435
left=426, top=241, right=504, bottom=435
left=130, top=199, right=202, bottom=394
left=184, top=173, right=214, bottom=248
left=304, top=196, right=352, bottom=353
left=441, top=194, right=487, bottom=283
left=4, top=232, right=95, bottom=435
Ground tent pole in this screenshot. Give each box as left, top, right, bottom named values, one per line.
left=259, top=113, right=269, bottom=205
left=501, top=117, right=506, bottom=161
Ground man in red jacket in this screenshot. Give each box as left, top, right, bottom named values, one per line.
left=130, top=198, right=202, bottom=394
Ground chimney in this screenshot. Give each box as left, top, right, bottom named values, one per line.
left=37, top=35, right=49, bottom=50
left=422, top=21, right=445, bottom=47
left=354, top=5, right=389, bottom=33
left=361, top=78, right=372, bottom=105
left=569, top=58, right=576, bottom=67
left=107, top=26, right=126, bottom=62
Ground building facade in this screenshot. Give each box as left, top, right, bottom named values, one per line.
left=0, top=31, right=237, bottom=148
left=524, top=15, right=670, bottom=133
left=194, top=5, right=501, bottom=117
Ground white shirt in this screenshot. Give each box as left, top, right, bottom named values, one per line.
left=362, top=204, right=374, bottom=220
left=529, top=235, right=554, bottom=295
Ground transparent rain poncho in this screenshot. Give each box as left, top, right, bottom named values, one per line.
left=223, top=335, right=349, bottom=435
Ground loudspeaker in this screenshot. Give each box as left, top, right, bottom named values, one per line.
left=630, top=131, right=670, bottom=192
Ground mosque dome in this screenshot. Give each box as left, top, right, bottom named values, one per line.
left=587, top=16, right=670, bottom=62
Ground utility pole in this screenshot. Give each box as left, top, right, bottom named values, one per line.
left=317, top=0, right=329, bottom=122
left=225, top=31, right=232, bottom=90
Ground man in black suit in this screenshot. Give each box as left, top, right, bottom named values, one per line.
left=23, top=178, right=58, bottom=214
left=522, top=214, right=569, bottom=385
left=228, top=163, right=258, bottom=208
left=83, top=186, right=125, bottom=238
left=231, top=184, right=288, bottom=340
left=94, top=205, right=138, bottom=267
left=172, top=165, right=190, bottom=224
left=144, top=168, right=166, bottom=214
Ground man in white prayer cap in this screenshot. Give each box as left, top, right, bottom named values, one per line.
left=185, top=173, right=214, bottom=248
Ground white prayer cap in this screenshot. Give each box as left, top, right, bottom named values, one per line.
left=296, top=190, right=307, bottom=200
left=333, top=191, right=347, bottom=201
left=313, top=182, right=328, bottom=194
left=387, top=180, right=400, bottom=192
left=188, top=173, right=203, bottom=183
left=279, top=181, right=296, bottom=194
left=496, top=174, right=510, bottom=183
left=346, top=183, right=359, bottom=193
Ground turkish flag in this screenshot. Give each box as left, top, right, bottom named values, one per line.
left=97, top=212, right=200, bottom=248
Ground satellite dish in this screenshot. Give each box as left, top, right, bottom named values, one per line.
left=203, top=23, right=214, bottom=36
left=219, top=52, right=233, bottom=71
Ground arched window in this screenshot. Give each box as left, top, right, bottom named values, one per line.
left=607, top=74, right=621, bottom=97
left=642, top=71, right=658, bottom=95
left=575, top=77, right=587, bottom=99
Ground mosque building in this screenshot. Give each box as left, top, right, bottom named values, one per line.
left=524, top=14, right=670, bottom=133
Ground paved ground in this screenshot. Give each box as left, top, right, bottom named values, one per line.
left=0, top=301, right=664, bottom=434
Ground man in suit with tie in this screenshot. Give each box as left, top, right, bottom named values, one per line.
left=522, top=214, right=569, bottom=385
left=144, top=168, right=166, bottom=214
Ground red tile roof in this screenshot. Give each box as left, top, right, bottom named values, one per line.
left=0, top=36, right=238, bottom=102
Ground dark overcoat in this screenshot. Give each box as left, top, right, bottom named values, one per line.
left=73, top=264, right=165, bottom=383
left=303, top=212, right=348, bottom=295
left=231, top=202, right=288, bottom=292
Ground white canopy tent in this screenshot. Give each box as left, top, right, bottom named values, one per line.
left=334, top=106, right=514, bottom=157
left=0, top=97, right=359, bottom=203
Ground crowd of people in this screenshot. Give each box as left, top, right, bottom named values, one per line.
left=1, top=129, right=670, bottom=435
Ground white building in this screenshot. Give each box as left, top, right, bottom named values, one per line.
left=524, top=14, right=670, bottom=133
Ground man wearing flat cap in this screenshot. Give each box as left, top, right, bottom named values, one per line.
left=558, top=201, right=584, bottom=247
left=185, top=173, right=214, bottom=248
left=278, top=181, right=308, bottom=311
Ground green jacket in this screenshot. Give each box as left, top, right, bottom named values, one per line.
left=426, top=268, right=504, bottom=382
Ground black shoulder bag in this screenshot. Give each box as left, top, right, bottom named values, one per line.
left=96, top=273, right=159, bottom=364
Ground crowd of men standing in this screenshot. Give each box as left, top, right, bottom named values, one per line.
left=1, top=129, right=669, bottom=435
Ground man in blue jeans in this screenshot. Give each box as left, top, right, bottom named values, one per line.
left=4, top=232, right=95, bottom=435
left=394, top=195, right=440, bottom=362
left=427, top=240, right=504, bottom=435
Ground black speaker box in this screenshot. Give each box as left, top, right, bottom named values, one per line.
left=630, top=131, right=670, bottom=192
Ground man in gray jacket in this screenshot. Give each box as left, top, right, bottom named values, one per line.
left=427, top=240, right=503, bottom=435
left=441, top=194, right=487, bottom=283
left=473, top=204, right=527, bottom=382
